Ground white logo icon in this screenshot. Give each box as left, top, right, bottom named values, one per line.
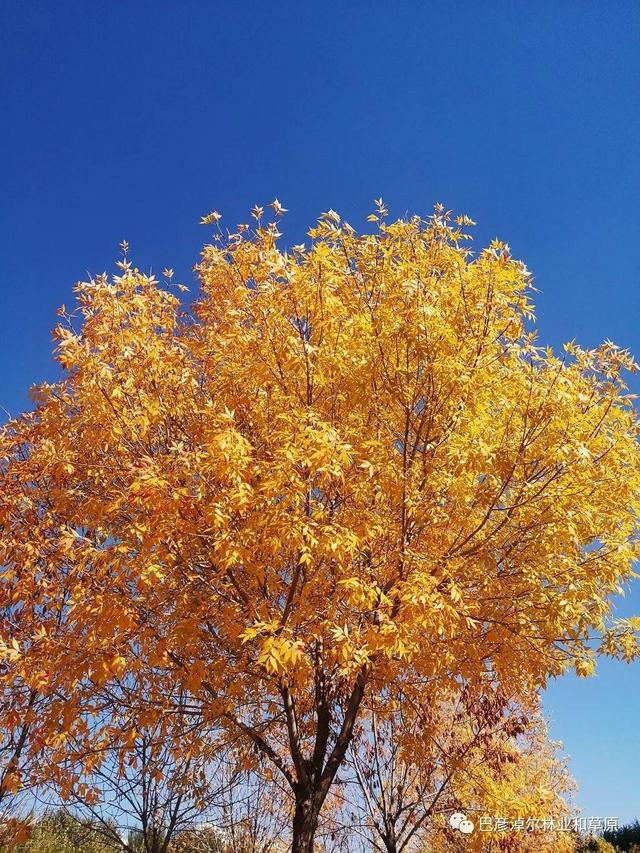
left=449, top=811, right=475, bottom=834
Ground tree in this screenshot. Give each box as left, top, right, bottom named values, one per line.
left=603, top=819, right=640, bottom=851
left=331, top=686, right=573, bottom=853
left=453, top=716, right=575, bottom=852
left=207, top=763, right=291, bottom=853
left=173, top=763, right=291, bottom=853
left=49, top=709, right=231, bottom=853
left=330, top=684, right=492, bottom=851
left=1, top=203, right=639, bottom=852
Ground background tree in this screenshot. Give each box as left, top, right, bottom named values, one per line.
left=603, top=820, right=640, bottom=851
left=328, top=684, right=573, bottom=853
left=454, top=716, right=575, bottom=852
left=209, top=763, right=291, bottom=853
left=50, top=715, right=229, bottom=853
left=1, top=204, right=639, bottom=852
left=173, top=763, right=291, bottom=853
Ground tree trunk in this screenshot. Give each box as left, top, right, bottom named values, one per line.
left=291, top=794, right=320, bottom=853
left=383, top=834, right=398, bottom=853
left=383, top=826, right=398, bottom=853
left=289, top=667, right=369, bottom=853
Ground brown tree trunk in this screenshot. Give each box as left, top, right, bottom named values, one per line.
left=383, top=832, right=398, bottom=853
left=289, top=667, right=369, bottom=853
left=291, top=793, right=320, bottom=853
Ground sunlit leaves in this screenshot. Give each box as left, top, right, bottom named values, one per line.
left=0, top=202, right=639, bottom=819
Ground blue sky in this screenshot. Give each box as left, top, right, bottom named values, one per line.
left=2, top=0, right=640, bottom=826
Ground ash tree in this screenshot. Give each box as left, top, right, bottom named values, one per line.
left=1, top=201, right=639, bottom=852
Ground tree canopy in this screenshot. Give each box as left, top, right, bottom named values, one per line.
left=1, top=203, right=639, bottom=851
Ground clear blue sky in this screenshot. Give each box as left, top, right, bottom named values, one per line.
left=2, top=0, right=639, bottom=826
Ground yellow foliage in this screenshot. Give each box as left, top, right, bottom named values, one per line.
left=0, top=203, right=638, bottom=840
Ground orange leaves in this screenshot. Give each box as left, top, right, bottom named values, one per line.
left=52, top=325, right=82, bottom=369
left=91, top=658, right=118, bottom=687
left=110, top=653, right=127, bottom=677
left=329, top=623, right=373, bottom=671
left=186, top=660, right=206, bottom=692
left=257, top=635, right=304, bottom=675
left=129, top=466, right=171, bottom=496
left=240, top=621, right=305, bottom=675
left=337, top=577, right=385, bottom=610
left=140, top=563, right=165, bottom=586
left=0, top=638, right=21, bottom=669
left=1, top=771, right=22, bottom=795
left=27, top=670, right=50, bottom=691
left=239, top=619, right=281, bottom=643
left=1, top=202, right=639, bottom=815
left=573, top=655, right=596, bottom=678
left=200, top=209, right=222, bottom=225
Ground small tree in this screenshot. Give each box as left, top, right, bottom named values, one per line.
left=47, top=690, right=233, bottom=853
left=338, top=686, right=514, bottom=851
left=173, top=763, right=291, bottom=853
left=452, top=718, right=575, bottom=852
left=328, top=686, right=573, bottom=853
